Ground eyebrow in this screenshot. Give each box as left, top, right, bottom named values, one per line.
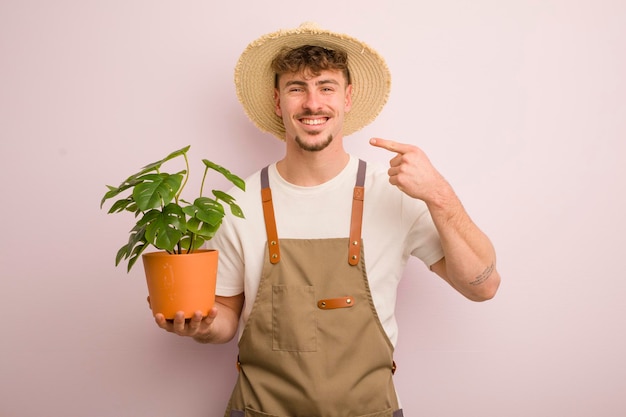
left=284, top=78, right=341, bottom=88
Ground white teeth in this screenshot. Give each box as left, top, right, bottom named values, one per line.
left=302, top=118, right=325, bottom=125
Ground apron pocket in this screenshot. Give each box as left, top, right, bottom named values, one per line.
left=272, top=285, right=317, bottom=351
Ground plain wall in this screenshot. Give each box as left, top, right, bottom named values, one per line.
left=1, top=1, right=625, bottom=416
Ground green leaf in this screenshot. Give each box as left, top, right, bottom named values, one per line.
left=139, top=205, right=187, bottom=252
left=212, top=190, right=235, bottom=204
left=115, top=225, right=147, bottom=269
left=179, top=235, right=206, bottom=252
left=213, top=190, right=245, bottom=219
left=187, top=197, right=225, bottom=224
left=107, top=196, right=135, bottom=214
left=127, top=145, right=191, bottom=182
left=101, top=181, right=135, bottom=208
left=186, top=215, right=220, bottom=239
left=126, top=242, right=149, bottom=272
left=102, top=146, right=191, bottom=211
left=228, top=202, right=245, bottom=219
left=202, top=159, right=246, bottom=191
left=115, top=244, right=130, bottom=266
left=132, top=173, right=184, bottom=211
left=182, top=197, right=225, bottom=239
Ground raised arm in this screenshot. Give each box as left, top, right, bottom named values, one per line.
left=370, top=138, right=500, bottom=301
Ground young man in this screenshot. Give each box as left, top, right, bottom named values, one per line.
left=155, top=23, right=500, bottom=416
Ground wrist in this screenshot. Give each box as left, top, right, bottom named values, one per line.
left=425, top=181, right=462, bottom=216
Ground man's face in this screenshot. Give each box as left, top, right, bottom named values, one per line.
left=274, top=69, right=352, bottom=151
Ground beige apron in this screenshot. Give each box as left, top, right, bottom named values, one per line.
left=225, top=161, right=403, bottom=417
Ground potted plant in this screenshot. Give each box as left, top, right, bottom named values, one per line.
left=100, top=145, right=245, bottom=319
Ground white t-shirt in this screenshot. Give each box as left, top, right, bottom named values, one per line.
left=207, top=155, right=444, bottom=347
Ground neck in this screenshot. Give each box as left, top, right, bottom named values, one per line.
left=276, top=145, right=350, bottom=186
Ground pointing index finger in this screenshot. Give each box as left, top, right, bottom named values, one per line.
left=369, top=138, right=409, bottom=154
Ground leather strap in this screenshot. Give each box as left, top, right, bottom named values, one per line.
left=348, top=159, right=366, bottom=266
left=317, top=296, right=355, bottom=310
left=261, top=167, right=280, bottom=264
left=261, top=160, right=366, bottom=266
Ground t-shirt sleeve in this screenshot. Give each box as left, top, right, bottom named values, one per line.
left=405, top=195, right=445, bottom=267
left=205, top=213, right=246, bottom=297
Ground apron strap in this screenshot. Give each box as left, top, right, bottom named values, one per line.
left=348, top=159, right=366, bottom=265
left=261, top=166, right=280, bottom=264
left=260, top=160, right=366, bottom=266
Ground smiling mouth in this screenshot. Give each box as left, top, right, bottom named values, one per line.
left=300, top=117, right=329, bottom=126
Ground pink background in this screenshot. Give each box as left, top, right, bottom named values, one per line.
left=1, top=1, right=624, bottom=416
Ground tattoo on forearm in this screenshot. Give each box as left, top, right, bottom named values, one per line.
left=469, top=263, right=494, bottom=286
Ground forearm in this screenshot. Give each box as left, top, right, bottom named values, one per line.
left=367, top=137, right=500, bottom=299
left=427, top=183, right=500, bottom=301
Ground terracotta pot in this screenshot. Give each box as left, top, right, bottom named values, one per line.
left=142, top=249, right=218, bottom=320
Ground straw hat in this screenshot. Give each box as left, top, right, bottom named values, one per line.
left=234, top=22, right=391, bottom=140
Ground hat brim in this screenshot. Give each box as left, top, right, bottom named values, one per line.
left=234, top=23, right=391, bottom=140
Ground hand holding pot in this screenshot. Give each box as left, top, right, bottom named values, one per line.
left=150, top=293, right=244, bottom=344
left=154, top=309, right=218, bottom=340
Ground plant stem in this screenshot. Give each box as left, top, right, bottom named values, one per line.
left=199, top=165, right=209, bottom=198
left=187, top=235, right=196, bottom=254
left=176, top=151, right=191, bottom=204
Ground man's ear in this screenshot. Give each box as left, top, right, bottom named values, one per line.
left=344, top=84, right=353, bottom=113
left=273, top=89, right=282, bottom=117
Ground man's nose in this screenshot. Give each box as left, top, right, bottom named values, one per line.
left=303, top=91, right=322, bottom=111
